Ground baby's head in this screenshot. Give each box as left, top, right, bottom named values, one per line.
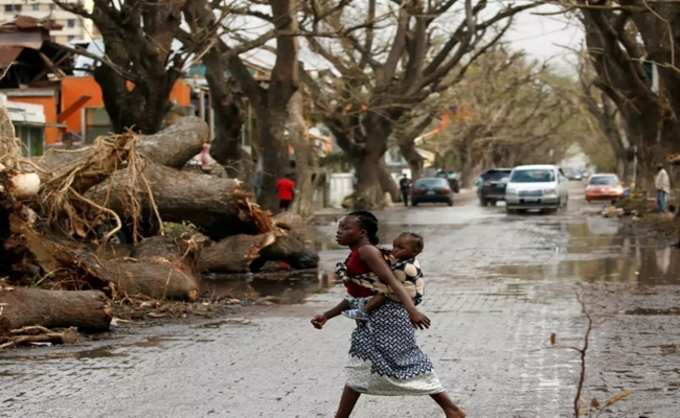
left=392, top=232, right=424, bottom=261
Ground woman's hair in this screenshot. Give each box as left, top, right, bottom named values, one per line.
left=348, top=210, right=379, bottom=245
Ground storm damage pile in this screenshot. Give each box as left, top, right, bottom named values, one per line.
left=0, top=113, right=318, bottom=349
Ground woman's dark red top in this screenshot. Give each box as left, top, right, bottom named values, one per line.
left=344, top=248, right=375, bottom=297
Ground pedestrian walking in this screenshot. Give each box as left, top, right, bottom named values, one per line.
left=311, top=211, right=466, bottom=418
left=399, top=174, right=412, bottom=207
left=276, top=173, right=296, bottom=211
left=655, top=163, right=671, bottom=213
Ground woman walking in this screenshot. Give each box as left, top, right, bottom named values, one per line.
left=311, top=211, right=465, bottom=418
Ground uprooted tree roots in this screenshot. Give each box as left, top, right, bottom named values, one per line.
left=0, top=115, right=319, bottom=346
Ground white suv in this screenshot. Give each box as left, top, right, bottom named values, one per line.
left=505, top=164, right=569, bottom=213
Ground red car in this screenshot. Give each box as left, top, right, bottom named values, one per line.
left=585, top=174, right=625, bottom=202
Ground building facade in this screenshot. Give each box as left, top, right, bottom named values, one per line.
left=0, top=0, right=96, bottom=44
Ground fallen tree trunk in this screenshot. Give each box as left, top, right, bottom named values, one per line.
left=0, top=286, right=112, bottom=334
left=257, top=234, right=319, bottom=270
left=6, top=216, right=199, bottom=301
left=31, top=116, right=208, bottom=173
left=260, top=212, right=319, bottom=269
left=87, top=161, right=272, bottom=239
left=198, top=233, right=276, bottom=273
left=89, top=257, right=200, bottom=301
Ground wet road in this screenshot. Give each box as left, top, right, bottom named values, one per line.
left=3, top=183, right=680, bottom=418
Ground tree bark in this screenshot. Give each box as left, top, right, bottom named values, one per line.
left=198, top=233, right=276, bottom=273
left=33, top=116, right=208, bottom=174
left=398, top=139, right=424, bottom=180
left=60, top=0, right=190, bottom=135
left=0, top=287, right=112, bottom=334
left=87, top=161, right=269, bottom=239
left=182, top=0, right=243, bottom=177
left=88, top=257, right=200, bottom=301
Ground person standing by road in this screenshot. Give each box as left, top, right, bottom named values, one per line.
left=276, top=173, right=296, bottom=212
left=655, top=164, right=671, bottom=213
left=311, top=211, right=466, bottom=418
left=399, top=174, right=412, bottom=207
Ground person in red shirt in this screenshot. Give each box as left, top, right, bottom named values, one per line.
left=276, top=173, right=296, bottom=211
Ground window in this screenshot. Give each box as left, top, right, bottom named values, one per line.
left=32, top=4, right=39, bottom=11
left=67, top=19, right=76, bottom=28
left=67, top=35, right=75, bottom=41
left=49, top=3, right=55, bottom=10
left=510, top=169, right=556, bottom=183
left=4, top=5, right=13, bottom=12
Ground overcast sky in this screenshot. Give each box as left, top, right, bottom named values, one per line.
left=505, top=4, right=583, bottom=75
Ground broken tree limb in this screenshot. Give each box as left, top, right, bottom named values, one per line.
left=0, top=326, right=80, bottom=349
left=198, top=233, right=277, bottom=273
left=87, top=161, right=273, bottom=239
left=88, top=257, right=200, bottom=301
left=30, top=116, right=208, bottom=173
left=0, top=286, right=112, bottom=334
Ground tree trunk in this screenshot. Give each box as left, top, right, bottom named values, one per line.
left=398, top=139, right=424, bottom=179
left=288, top=91, right=318, bottom=216
left=253, top=103, right=291, bottom=211
left=457, top=139, right=474, bottom=188
left=198, top=233, right=276, bottom=273
left=94, top=65, right=176, bottom=135
left=88, top=257, right=200, bottom=301
left=33, top=116, right=208, bottom=174
left=352, top=117, right=391, bottom=208
left=203, top=49, right=243, bottom=177
left=377, top=160, right=400, bottom=203
left=87, top=161, right=271, bottom=239
left=353, top=150, right=386, bottom=209
left=0, top=287, right=112, bottom=334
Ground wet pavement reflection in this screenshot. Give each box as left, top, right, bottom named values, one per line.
left=3, top=183, right=680, bottom=418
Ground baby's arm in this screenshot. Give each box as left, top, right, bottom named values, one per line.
left=311, top=299, right=350, bottom=329
left=364, top=293, right=386, bottom=313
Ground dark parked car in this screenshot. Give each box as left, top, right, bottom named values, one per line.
left=411, top=177, right=454, bottom=206
left=435, top=170, right=460, bottom=193
left=477, top=168, right=512, bottom=206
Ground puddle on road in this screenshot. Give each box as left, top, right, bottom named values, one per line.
left=201, top=269, right=334, bottom=305
left=494, top=245, right=680, bottom=285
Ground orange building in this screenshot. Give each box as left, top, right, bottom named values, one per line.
left=6, top=76, right=192, bottom=146
left=4, top=87, right=60, bottom=144
left=60, top=76, right=192, bottom=141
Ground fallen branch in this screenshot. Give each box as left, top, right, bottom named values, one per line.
left=0, top=325, right=79, bottom=349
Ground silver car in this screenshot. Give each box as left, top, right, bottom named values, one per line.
left=505, top=164, right=569, bottom=213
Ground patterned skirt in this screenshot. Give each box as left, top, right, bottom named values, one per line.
left=347, top=299, right=445, bottom=396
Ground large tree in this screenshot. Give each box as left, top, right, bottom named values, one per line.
left=183, top=0, right=304, bottom=211
left=567, top=0, right=680, bottom=186
left=301, top=0, right=539, bottom=207
left=422, top=48, right=578, bottom=185
left=56, top=0, right=203, bottom=134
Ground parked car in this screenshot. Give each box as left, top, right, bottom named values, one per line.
left=435, top=170, right=460, bottom=193
left=411, top=177, right=454, bottom=206
left=505, top=164, right=569, bottom=213
left=563, top=167, right=584, bottom=181
left=585, top=173, right=626, bottom=202
left=477, top=168, right=512, bottom=206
